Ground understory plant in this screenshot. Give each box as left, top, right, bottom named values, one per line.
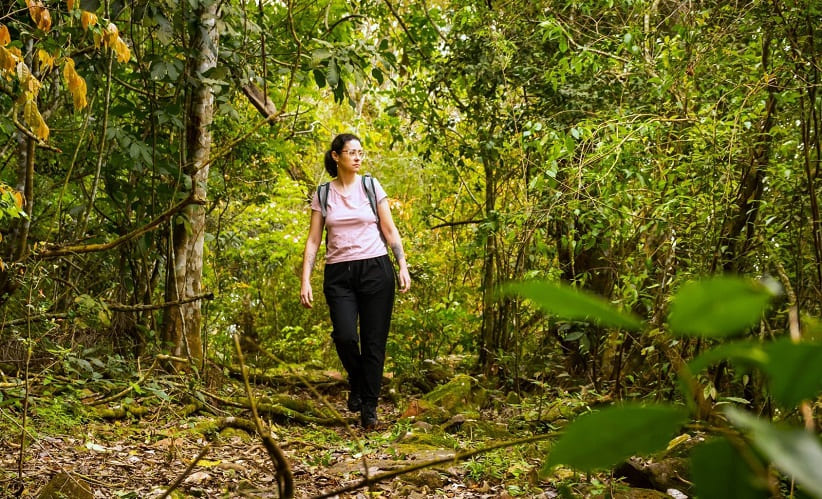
left=505, top=275, right=822, bottom=498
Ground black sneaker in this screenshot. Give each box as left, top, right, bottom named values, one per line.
left=360, top=405, right=378, bottom=429
left=347, top=391, right=362, bottom=412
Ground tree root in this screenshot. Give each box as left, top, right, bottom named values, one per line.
left=200, top=389, right=350, bottom=426
left=220, top=363, right=345, bottom=391
left=93, top=404, right=152, bottom=420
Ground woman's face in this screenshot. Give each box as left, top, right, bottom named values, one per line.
left=333, top=139, right=364, bottom=174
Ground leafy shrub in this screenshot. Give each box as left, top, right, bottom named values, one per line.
left=505, top=276, right=822, bottom=498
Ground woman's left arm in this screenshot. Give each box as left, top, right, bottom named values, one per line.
left=378, top=199, right=411, bottom=293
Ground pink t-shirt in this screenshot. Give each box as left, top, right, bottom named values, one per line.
left=311, top=176, right=388, bottom=264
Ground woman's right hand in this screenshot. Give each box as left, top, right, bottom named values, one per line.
left=300, top=282, right=313, bottom=308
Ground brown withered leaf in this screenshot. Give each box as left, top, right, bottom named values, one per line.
left=26, top=0, right=52, bottom=32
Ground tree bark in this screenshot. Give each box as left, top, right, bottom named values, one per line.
left=163, top=0, right=219, bottom=368
left=478, top=154, right=498, bottom=371
left=713, top=32, right=777, bottom=273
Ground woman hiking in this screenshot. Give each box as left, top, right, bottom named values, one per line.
left=300, top=133, right=411, bottom=429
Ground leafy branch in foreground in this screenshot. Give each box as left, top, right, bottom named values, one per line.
left=504, top=275, right=822, bottom=498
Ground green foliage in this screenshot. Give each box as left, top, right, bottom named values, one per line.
left=503, top=281, right=644, bottom=331
left=545, top=404, right=688, bottom=472
left=725, top=408, right=822, bottom=498
left=506, top=275, right=822, bottom=496
left=691, top=438, right=768, bottom=498
left=668, top=277, right=776, bottom=338
left=689, top=339, right=822, bottom=409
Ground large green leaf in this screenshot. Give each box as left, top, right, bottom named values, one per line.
left=668, top=276, right=774, bottom=338
left=687, top=339, right=822, bottom=408
left=503, top=281, right=644, bottom=331
left=545, top=404, right=688, bottom=472
left=760, top=340, right=822, bottom=409
left=687, top=340, right=768, bottom=375
left=726, top=407, right=822, bottom=498
left=691, top=438, right=768, bottom=499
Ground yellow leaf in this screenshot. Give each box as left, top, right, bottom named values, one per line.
left=72, top=77, right=87, bottom=110
left=67, top=0, right=75, bottom=10
left=23, top=97, right=49, bottom=141
left=193, top=459, right=222, bottom=468
left=23, top=98, right=37, bottom=127
left=0, top=25, right=10, bottom=46
left=0, top=46, right=17, bottom=73
left=26, top=1, right=52, bottom=32
left=38, top=49, right=54, bottom=72
left=105, top=23, right=119, bottom=43
left=34, top=114, right=49, bottom=141
left=113, top=37, right=130, bottom=63
left=80, top=11, right=97, bottom=30
left=12, top=191, right=23, bottom=209
left=39, top=8, right=52, bottom=31
left=63, top=57, right=88, bottom=111
left=16, top=63, right=41, bottom=96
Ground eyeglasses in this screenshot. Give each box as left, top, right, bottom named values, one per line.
left=340, top=149, right=366, bottom=159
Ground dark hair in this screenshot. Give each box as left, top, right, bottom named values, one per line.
left=324, top=133, right=361, bottom=177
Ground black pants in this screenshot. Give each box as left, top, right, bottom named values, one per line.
left=323, top=255, right=395, bottom=408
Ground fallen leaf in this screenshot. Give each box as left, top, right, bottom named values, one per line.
left=184, top=471, right=210, bottom=485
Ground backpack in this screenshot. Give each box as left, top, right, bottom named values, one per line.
left=317, top=173, right=380, bottom=225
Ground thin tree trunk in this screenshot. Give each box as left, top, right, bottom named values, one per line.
left=163, top=1, right=219, bottom=368
left=479, top=154, right=497, bottom=371
left=713, top=32, right=777, bottom=273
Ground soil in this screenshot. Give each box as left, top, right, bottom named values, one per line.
left=0, top=386, right=558, bottom=498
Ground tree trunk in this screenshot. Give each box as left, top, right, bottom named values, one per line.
left=162, top=1, right=219, bottom=368
left=714, top=32, right=776, bottom=273
left=479, top=154, right=498, bottom=371
left=0, top=133, right=35, bottom=300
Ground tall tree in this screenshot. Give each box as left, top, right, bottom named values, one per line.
left=162, top=0, right=220, bottom=367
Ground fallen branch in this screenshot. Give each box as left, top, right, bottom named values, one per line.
left=159, top=443, right=212, bottom=499
left=220, top=363, right=346, bottom=390
left=200, top=388, right=340, bottom=423
left=312, top=433, right=555, bottom=499
left=194, top=416, right=258, bottom=438
left=93, top=403, right=152, bottom=420
left=234, top=334, right=294, bottom=498
left=37, top=194, right=205, bottom=258
left=106, top=292, right=214, bottom=312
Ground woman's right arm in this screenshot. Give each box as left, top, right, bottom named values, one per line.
left=300, top=210, right=325, bottom=308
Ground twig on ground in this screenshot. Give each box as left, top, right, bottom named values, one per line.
left=311, top=433, right=554, bottom=499
left=234, top=334, right=294, bottom=498
left=159, top=443, right=212, bottom=499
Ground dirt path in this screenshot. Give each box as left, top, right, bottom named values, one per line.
left=1, top=395, right=553, bottom=498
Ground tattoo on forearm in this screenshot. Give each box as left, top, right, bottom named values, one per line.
left=390, top=243, right=405, bottom=262
left=307, top=253, right=316, bottom=271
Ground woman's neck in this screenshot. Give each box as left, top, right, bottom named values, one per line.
left=336, top=172, right=357, bottom=187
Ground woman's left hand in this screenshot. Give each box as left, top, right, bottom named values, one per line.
left=398, top=267, right=411, bottom=293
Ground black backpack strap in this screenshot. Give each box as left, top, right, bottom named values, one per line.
left=317, top=182, right=330, bottom=219
left=362, top=173, right=380, bottom=225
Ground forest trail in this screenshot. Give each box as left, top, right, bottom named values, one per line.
left=2, top=368, right=555, bottom=498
